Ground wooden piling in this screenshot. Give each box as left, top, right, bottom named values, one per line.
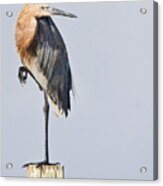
left=26, top=164, right=64, bottom=178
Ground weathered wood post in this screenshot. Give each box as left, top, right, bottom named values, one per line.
left=26, top=164, right=64, bottom=178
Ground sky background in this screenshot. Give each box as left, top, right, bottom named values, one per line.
left=1, top=0, right=156, bottom=180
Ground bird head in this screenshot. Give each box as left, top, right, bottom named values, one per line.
left=22, top=4, right=77, bottom=18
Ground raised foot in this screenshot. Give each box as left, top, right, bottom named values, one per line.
left=22, top=161, right=61, bottom=168
left=18, top=66, right=28, bottom=85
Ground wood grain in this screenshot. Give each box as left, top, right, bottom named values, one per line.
left=26, top=164, right=64, bottom=178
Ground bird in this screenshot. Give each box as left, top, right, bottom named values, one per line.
left=15, top=4, right=77, bottom=167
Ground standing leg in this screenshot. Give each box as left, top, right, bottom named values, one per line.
left=44, top=92, right=49, bottom=164
left=22, top=92, right=60, bottom=168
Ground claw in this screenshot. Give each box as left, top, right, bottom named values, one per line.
left=22, top=161, right=61, bottom=168
left=18, top=66, right=28, bottom=85
left=36, top=161, right=48, bottom=168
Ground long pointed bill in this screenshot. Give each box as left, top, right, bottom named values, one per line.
left=50, top=7, right=77, bottom=18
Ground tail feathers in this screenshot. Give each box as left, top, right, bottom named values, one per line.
left=47, top=96, right=64, bottom=117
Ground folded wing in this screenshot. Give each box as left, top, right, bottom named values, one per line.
left=28, top=17, right=72, bottom=117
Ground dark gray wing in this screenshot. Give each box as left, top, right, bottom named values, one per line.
left=33, top=17, right=72, bottom=116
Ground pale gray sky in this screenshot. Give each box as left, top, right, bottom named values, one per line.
left=1, top=1, right=156, bottom=180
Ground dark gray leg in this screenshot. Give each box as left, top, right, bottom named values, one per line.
left=35, top=93, right=60, bottom=168
left=22, top=93, right=51, bottom=168
left=44, top=92, right=49, bottom=164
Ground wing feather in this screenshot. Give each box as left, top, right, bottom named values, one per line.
left=29, top=17, right=72, bottom=117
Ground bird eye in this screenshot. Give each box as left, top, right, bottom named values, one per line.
left=41, top=6, right=49, bottom=10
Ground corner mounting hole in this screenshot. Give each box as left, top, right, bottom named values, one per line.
left=140, top=167, right=147, bottom=174
left=6, top=11, right=13, bottom=17
left=140, top=8, right=147, bottom=14
left=6, top=163, right=13, bottom=169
